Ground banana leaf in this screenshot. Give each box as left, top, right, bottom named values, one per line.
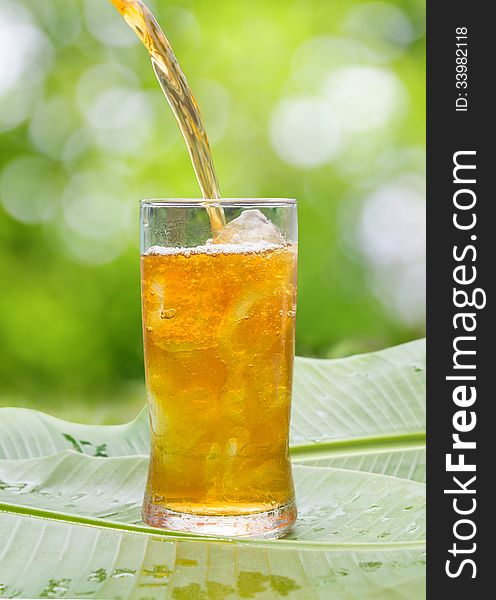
left=0, top=339, right=425, bottom=599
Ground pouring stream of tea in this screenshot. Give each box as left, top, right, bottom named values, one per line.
left=110, top=0, right=225, bottom=233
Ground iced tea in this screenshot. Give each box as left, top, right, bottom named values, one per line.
left=110, top=1, right=298, bottom=537
left=141, top=234, right=297, bottom=536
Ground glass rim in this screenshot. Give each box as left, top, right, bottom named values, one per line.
left=141, top=197, right=297, bottom=208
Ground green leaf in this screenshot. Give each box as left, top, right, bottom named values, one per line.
left=0, top=407, right=149, bottom=460
left=0, top=340, right=425, bottom=599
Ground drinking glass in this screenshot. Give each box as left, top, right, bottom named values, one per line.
left=140, top=199, right=298, bottom=538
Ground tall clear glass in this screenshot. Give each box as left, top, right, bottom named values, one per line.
left=140, top=199, right=298, bottom=538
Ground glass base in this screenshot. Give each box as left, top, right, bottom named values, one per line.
left=142, top=497, right=297, bottom=539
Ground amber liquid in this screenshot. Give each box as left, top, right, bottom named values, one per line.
left=110, top=0, right=225, bottom=232
left=112, top=0, right=297, bottom=528
left=141, top=244, right=297, bottom=515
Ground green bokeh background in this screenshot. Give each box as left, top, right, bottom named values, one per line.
left=0, top=0, right=425, bottom=423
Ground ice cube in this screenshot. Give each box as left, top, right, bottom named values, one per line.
left=214, top=209, right=285, bottom=245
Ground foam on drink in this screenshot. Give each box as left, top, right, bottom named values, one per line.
left=146, top=243, right=287, bottom=257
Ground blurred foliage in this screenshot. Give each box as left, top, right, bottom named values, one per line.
left=0, top=0, right=425, bottom=423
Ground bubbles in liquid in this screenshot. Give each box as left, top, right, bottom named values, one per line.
left=146, top=241, right=286, bottom=256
